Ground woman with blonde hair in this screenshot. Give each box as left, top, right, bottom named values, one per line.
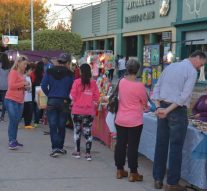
left=5, top=56, right=30, bottom=150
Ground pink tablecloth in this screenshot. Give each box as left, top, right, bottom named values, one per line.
left=92, top=108, right=111, bottom=146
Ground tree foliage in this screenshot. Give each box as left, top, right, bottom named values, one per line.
left=54, top=20, right=71, bottom=32
left=34, top=30, right=83, bottom=55
left=11, top=40, right=31, bottom=50
left=0, top=0, right=49, bottom=39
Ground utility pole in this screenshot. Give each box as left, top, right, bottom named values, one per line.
left=31, top=0, right=34, bottom=51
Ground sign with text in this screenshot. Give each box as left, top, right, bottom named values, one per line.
left=2, top=35, right=18, bottom=45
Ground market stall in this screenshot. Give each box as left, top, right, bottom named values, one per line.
left=139, top=113, right=207, bottom=189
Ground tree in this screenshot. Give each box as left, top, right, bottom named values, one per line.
left=54, top=20, right=71, bottom=32
left=34, top=30, right=83, bottom=55
left=0, top=0, right=49, bottom=39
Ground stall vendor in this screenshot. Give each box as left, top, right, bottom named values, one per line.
left=192, top=95, right=207, bottom=122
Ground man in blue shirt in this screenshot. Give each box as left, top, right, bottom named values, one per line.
left=152, top=50, right=206, bottom=191
left=42, top=56, right=53, bottom=73
left=41, top=53, right=73, bottom=157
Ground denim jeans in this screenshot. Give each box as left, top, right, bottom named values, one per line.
left=153, top=102, right=188, bottom=185
left=33, top=102, right=41, bottom=124
left=4, top=99, right=24, bottom=142
left=0, top=90, right=7, bottom=118
left=47, top=98, right=69, bottom=150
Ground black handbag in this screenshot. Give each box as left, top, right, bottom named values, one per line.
left=107, top=79, right=121, bottom=113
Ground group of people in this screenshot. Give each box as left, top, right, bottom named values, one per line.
left=113, top=50, right=206, bottom=191
left=0, top=49, right=206, bottom=191
left=0, top=52, right=99, bottom=162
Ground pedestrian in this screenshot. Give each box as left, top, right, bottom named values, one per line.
left=4, top=56, right=30, bottom=150
left=0, top=53, right=12, bottom=121
left=118, top=55, right=126, bottom=78
left=152, top=50, right=206, bottom=191
left=30, top=61, right=44, bottom=127
left=41, top=53, right=73, bottom=157
left=70, top=63, right=100, bottom=161
left=42, top=56, right=53, bottom=73
left=23, top=64, right=33, bottom=129
left=114, top=59, right=147, bottom=181
left=191, top=94, right=207, bottom=122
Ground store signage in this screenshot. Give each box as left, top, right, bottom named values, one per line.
left=126, top=0, right=155, bottom=10
left=2, top=35, right=18, bottom=45
left=125, top=11, right=155, bottom=24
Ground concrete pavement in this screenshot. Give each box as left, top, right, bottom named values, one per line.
left=0, top=115, right=188, bottom=191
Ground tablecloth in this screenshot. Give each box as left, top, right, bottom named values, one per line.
left=139, top=113, right=207, bottom=189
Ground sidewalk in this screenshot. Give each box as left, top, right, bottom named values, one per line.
left=0, top=115, right=189, bottom=191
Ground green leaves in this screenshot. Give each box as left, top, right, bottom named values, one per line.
left=34, top=30, right=83, bottom=55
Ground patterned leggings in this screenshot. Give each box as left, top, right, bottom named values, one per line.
left=72, top=114, right=94, bottom=154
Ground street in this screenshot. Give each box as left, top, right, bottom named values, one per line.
left=0, top=116, right=186, bottom=191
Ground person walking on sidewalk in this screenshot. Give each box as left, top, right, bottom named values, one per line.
left=0, top=53, right=12, bottom=121
left=114, top=59, right=147, bottom=182
left=152, top=50, right=206, bottom=191
left=4, top=56, right=30, bottom=150
left=41, top=53, right=73, bottom=157
left=70, top=63, right=99, bottom=161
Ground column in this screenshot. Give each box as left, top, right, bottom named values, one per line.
left=137, top=35, right=144, bottom=77
left=85, top=41, right=90, bottom=51
left=93, top=40, right=97, bottom=50
left=104, top=39, right=109, bottom=50
left=116, top=33, right=125, bottom=56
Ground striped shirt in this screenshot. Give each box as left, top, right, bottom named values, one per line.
left=152, top=59, right=197, bottom=107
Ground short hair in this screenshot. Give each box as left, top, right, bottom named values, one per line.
left=126, top=59, right=140, bottom=75
left=190, top=50, right=206, bottom=59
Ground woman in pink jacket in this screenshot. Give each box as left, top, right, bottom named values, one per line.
left=4, top=56, right=30, bottom=150
left=70, top=63, right=99, bottom=161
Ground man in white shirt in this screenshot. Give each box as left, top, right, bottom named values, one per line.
left=152, top=50, right=206, bottom=191
left=118, top=56, right=126, bottom=78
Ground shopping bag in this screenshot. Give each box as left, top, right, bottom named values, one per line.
left=106, top=111, right=116, bottom=134
left=35, top=86, right=47, bottom=109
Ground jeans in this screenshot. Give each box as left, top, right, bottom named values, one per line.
left=0, top=90, right=7, bottom=118
left=47, top=98, right=69, bottom=150
left=4, top=99, right=24, bottom=142
left=153, top=102, right=188, bottom=185
left=118, top=69, right=126, bottom=78
left=33, top=102, right=41, bottom=124
left=108, top=69, right=114, bottom=81
left=115, top=124, right=143, bottom=173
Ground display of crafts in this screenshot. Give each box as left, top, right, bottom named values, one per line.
left=191, top=119, right=207, bottom=132
left=96, top=75, right=112, bottom=110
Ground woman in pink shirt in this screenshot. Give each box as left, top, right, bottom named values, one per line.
left=70, top=63, right=99, bottom=161
left=4, top=56, right=30, bottom=150
left=114, top=59, right=147, bottom=182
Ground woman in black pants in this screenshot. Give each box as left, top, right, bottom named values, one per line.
left=114, top=59, right=147, bottom=182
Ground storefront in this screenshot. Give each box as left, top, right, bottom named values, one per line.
left=173, top=0, right=207, bottom=60
left=71, top=0, right=123, bottom=56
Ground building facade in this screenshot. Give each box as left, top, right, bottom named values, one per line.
left=71, top=0, right=207, bottom=62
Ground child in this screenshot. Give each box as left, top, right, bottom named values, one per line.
left=23, top=64, right=33, bottom=129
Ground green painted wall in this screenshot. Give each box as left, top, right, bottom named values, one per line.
left=182, top=0, right=207, bottom=20
left=123, top=0, right=177, bottom=33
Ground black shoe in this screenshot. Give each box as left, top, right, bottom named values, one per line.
left=50, top=149, right=61, bottom=158
left=58, top=149, right=67, bottom=155
left=154, top=180, right=163, bottom=189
